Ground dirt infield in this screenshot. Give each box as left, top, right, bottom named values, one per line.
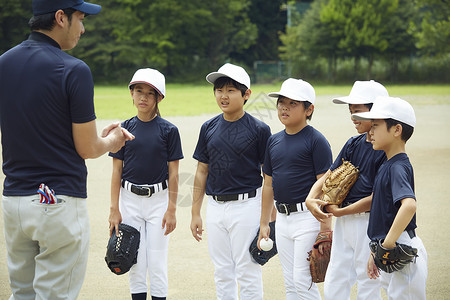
left=0, top=94, right=449, bottom=299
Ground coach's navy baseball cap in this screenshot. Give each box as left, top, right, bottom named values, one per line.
left=33, top=0, right=101, bottom=16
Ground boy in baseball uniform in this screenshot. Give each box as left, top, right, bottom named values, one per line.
left=352, top=97, right=427, bottom=299
left=306, top=80, right=388, bottom=299
left=109, top=68, right=183, bottom=300
left=190, top=63, right=271, bottom=300
left=259, top=78, right=332, bottom=299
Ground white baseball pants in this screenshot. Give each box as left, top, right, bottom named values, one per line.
left=119, top=187, right=170, bottom=298
left=276, top=209, right=321, bottom=300
left=206, top=189, right=263, bottom=300
left=324, top=213, right=382, bottom=300
left=380, top=231, right=427, bottom=300
left=2, top=195, right=89, bottom=300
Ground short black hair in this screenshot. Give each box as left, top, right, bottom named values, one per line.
left=364, top=103, right=373, bottom=110
left=28, top=8, right=77, bottom=31
left=213, top=77, right=248, bottom=96
left=385, top=118, right=414, bottom=142
left=277, top=97, right=314, bottom=121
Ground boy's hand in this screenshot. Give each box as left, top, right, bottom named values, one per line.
left=162, top=210, right=176, bottom=235
left=306, top=197, right=332, bottom=223
left=108, top=208, right=122, bottom=237
left=367, top=254, right=380, bottom=279
left=190, top=215, right=204, bottom=242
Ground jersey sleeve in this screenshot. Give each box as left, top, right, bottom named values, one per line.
left=312, top=134, right=332, bottom=176
left=262, top=137, right=273, bottom=176
left=66, top=61, right=96, bottom=124
left=391, top=163, right=416, bottom=205
left=167, top=126, right=184, bottom=161
left=193, top=123, right=209, bottom=164
left=257, top=124, right=272, bottom=164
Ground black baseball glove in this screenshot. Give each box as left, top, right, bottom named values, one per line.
left=249, top=221, right=277, bottom=266
left=105, top=223, right=140, bottom=275
left=369, top=239, right=418, bottom=273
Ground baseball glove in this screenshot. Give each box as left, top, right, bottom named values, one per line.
left=369, top=239, right=418, bottom=273
left=105, top=223, right=140, bottom=275
left=249, top=221, right=277, bottom=266
left=307, top=230, right=333, bottom=283
left=321, top=159, right=359, bottom=206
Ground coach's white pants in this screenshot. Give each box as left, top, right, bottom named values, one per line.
left=276, top=209, right=321, bottom=300
left=324, top=213, right=382, bottom=300
left=380, top=231, right=427, bottom=300
left=206, top=189, right=263, bottom=300
left=119, top=187, right=170, bottom=298
left=2, top=195, right=89, bottom=300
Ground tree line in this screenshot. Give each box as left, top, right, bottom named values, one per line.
left=0, top=0, right=448, bottom=83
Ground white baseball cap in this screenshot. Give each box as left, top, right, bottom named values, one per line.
left=268, top=78, right=316, bottom=104
left=206, top=63, right=251, bottom=89
left=333, top=80, right=388, bottom=104
left=129, top=68, right=165, bottom=98
left=352, top=96, right=416, bottom=127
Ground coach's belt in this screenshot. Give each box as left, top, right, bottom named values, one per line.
left=275, top=201, right=307, bottom=216
left=212, top=190, right=257, bottom=203
left=122, top=180, right=168, bottom=197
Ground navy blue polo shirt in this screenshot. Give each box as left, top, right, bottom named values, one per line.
left=330, top=133, right=386, bottom=204
left=263, top=125, right=332, bottom=204
left=0, top=32, right=96, bottom=198
left=109, top=116, right=184, bottom=185
left=193, top=112, right=271, bottom=195
left=367, top=153, right=417, bottom=241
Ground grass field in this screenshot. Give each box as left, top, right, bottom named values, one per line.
left=94, top=84, right=450, bottom=119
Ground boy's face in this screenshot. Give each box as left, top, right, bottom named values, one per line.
left=369, top=119, right=395, bottom=151
left=130, top=83, right=162, bottom=115
left=277, top=97, right=313, bottom=128
left=214, top=84, right=250, bottom=115
left=349, top=104, right=371, bottom=134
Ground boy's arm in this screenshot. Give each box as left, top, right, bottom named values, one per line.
left=109, top=158, right=123, bottom=237
left=190, top=161, right=208, bottom=242
left=326, top=194, right=372, bottom=217
left=259, top=174, right=274, bottom=247
left=382, top=197, right=416, bottom=248
left=162, top=160, right=179, bottom=236
left=316, top=172, right=333, bottom=232
left=305, top=169, right=333, bottom=223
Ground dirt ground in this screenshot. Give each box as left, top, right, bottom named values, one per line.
left=0, top=94, right=449, bottom=299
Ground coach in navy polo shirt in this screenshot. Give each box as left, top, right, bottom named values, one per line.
left=0, top=1, right=133, bottom=299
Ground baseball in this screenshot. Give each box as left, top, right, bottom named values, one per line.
left=260, top=238, right=273, bottom=251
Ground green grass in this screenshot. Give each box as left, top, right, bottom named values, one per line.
left=94, top=84, right=450, bottom=119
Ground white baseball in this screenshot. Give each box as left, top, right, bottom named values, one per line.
left=260, top=238, right=273, bottom=251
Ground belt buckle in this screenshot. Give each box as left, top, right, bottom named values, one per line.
left=214, top=196, right=225, bottom=204
left=142, top=186, right=152, bottom=197
left=281, top=203, right=290, bottom=216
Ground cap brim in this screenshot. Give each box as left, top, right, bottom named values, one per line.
left=205, top=72, right=224, bottom=85
left=267, top=91, right=311, bottom=102
left=73, top=2, right=101, bottom=15
left=352, top=111, right=387, bottom=121
left=129, top=81, right=164, bottom=98
left=332, top=95, right=371, bottom=104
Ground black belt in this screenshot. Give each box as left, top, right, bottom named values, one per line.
left=407, top=229, right=416, bottom=239
left=275, top=202, right=307, bottom=216
left=212, top=190, right=257, bottom=203
left=122, top=180, right=168, bottom=197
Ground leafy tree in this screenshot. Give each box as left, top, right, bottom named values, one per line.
left=415, top=0, right=450, bottom=57
left=0, top=0, right=32, bottom=54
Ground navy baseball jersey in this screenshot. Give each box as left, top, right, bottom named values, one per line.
left=367, top=153, right=417, bottom=241
left=109, top=116, right=183, bottom=185
left=193, top=113, right=271, bottom=195
left=263, top=125, right=332, bottom=204
left=330, top=133, right=386, bottom=204
left=0, top=32, right=96, bottom=198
